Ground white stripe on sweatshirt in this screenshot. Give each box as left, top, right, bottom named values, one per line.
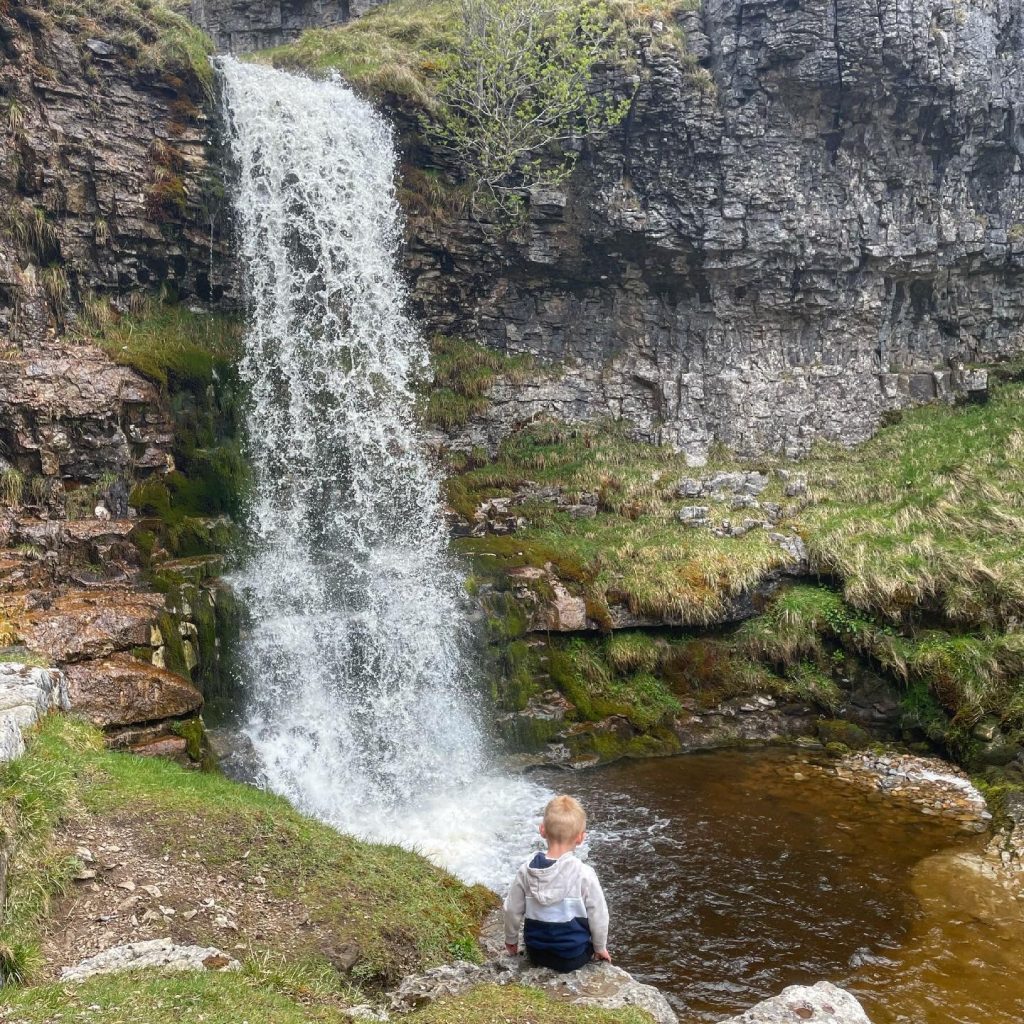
left=503, top=852, right=610, bottom=953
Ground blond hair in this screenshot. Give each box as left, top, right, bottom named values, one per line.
left=543, top=794, right=586, bottom=843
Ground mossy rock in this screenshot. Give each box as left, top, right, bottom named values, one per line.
left=565, top=719, right=681, bottom=764
left=816, top=719, right=871, bottom=750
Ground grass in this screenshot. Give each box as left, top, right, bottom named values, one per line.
left=31, top=0, right=215, bottom=94
left=2, top=720, right=651, bottom=1023
left=3, top=977, right=654, bottom=1024
left=452, top=421, right=791, bottom=625
left=0, top=716, right=495, bottom=990
left=450, top=379, right=1024, bottom=741
left=254, top=0, right=697, bottom=106
left=420, top=336, right=537, bottom=429
left=78, top=293, right=242, bottom=389
left=798, top=381, right=1024, bottom=628
left=255, top=0, right=458, bottom=107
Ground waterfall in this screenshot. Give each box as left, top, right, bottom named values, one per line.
left=218, top=57, right=544, bottom=886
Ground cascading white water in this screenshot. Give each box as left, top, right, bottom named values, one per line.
left=219, top=57, right=546, bottom=886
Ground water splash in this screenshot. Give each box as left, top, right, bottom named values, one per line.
left=218, top=57, right=546, bottom=887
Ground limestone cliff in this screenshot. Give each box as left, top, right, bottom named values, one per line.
left=400, top=0, right=1024, bottom=459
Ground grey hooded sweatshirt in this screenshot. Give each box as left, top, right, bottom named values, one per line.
left=504, top=851, right=609, bottom=956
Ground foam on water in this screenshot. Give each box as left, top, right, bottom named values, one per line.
left=218, top=57, right=547, bottom=889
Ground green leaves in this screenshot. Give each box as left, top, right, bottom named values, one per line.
left=433, top=0, right=632, bottom=214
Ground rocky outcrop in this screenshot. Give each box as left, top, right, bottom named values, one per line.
left=59, top=936, right=240, bottom=982
left=189, top=0, right=375, bottom=52
left=64, top=654, right=203, bottom=732
left=391, top=958, right=677, bottom=1024
left=403, top=0, right=1024, bottom=460
left=0, top=6, right=233, bottom=350
left=0, top=348, right=174, bottom=483
left=720, top=982, right=872, bottom=1024
left=0, top=662, right=69, bottom=762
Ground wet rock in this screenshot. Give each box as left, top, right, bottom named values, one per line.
left=59, top=937, right=240, bottom=982
left=21, top=589, right=164, bottom=664
left=541, top=580, right=589, bottom=631
left=825, top=752, right=991, bottom=832
left=64, top=653, right=202, bottom=729
left=130, top=735, right=190, bottom=761
left=721, top=982, right=871, bottom=1023
left=391, top=958, right=676, bottom=1024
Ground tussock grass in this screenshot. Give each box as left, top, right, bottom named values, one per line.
left=1, top=716, right=494, bottom=991
left=453, top=420, right=789, bottom=624
left=254, top=0, right=697, bottom=105
left=78, top=293, right=241, bottom=387
left=256, top=0, right=457, bottom=106
left=32, top=0, right=214, bottom=93
left=453, top=380, right=1024, bottom=731
left=421, top=336, right=535, bottom=429
left=735, top=584, right=1024, bottom=728
left=799, top=382, right=1024, bottom=628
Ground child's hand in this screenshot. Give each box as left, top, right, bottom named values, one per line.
left=505, top=943, right=519, bottom=956
left=595, top=949, right=612, bottom=963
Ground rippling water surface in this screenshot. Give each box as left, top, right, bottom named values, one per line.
left=543, top=750, right=1024, bottom=1024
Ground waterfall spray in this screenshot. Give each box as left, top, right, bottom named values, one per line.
left=219, top=57, right=545, bottom=886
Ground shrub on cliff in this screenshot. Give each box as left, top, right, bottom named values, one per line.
left=432, top=0, right=630, bottom=213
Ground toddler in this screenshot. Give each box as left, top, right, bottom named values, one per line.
left=503, top=794, right=611, bottom=972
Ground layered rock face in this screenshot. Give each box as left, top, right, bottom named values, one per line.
left=0, top=7, right=233, bottom=350
left=406, top=0, right=1024, bottom=459
left=189, top=0, right=382, bottom=51
left=0, top=7, right=237, bottom=753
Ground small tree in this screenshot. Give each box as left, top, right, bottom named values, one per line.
left=434, top=0, right=630, bottom=215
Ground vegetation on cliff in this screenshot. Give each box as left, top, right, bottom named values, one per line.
left=26, top=0, right=214, bottom=91
left=254, top=0, right=692, bottom=209
left=452, top=376, right=1024, bottom=760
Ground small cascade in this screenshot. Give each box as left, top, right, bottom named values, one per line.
left=219, top=57, right=544, bottom=886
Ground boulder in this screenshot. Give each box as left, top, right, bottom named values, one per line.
left=390, top=958, right=677, bottom=1024
left=59, top=937, right=240, bottom=982
left=721, top=982, right=871, bottom=1023
left=0, top=662, right=69, bottom=762
left=64, top=653, right=202, bottom=729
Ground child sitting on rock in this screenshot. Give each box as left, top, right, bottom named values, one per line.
left=503, top=794, right=611, bottom=973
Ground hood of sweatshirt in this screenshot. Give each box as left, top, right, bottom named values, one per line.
left=524, top=852, right=586, bottom=907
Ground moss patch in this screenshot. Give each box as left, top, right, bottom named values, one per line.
left=80, top=295, right=242, bottom=390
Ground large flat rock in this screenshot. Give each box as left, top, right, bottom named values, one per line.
left=65, top=653, right=201, bottom=729
left=721, top=982, right=872, bottom=1023
left=391, top=958, right=677, bottom=1024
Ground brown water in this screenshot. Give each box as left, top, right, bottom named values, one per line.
left=543, top=750, right=1024, bottom=1023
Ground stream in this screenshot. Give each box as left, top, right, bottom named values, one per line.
left=544, top=749, right=1024, bottom=1023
